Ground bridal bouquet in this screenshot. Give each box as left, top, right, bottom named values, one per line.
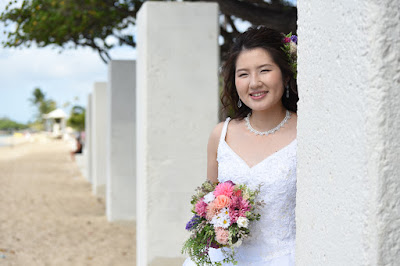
left=182, top=180, right=264, bottom=265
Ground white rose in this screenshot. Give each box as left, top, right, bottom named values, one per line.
left=237, top=217, right=249, bottom=228
left=203, top=192, right=215, bottom=204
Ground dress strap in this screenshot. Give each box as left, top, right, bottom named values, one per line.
left=219, top=117, right=231, bottom=143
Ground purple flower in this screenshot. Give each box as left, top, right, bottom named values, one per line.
left=291, top=35, right=298, bottom=44
left=225, top=180, right=235, bottom=186
left=210, top=241, right=220, bottom=249
left=206, top=238, right=220, bottom=251
left=185, top=215, right=201, bottom=231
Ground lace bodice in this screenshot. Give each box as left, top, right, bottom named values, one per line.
left=217, top=117, right=297, bottom=264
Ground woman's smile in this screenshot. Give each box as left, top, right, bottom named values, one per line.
left=249, top=91, right=269, bottom=99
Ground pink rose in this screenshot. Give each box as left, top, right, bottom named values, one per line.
left=214, top=195, right=231, bottom=209
left=215, top=227, right=230, bottom=245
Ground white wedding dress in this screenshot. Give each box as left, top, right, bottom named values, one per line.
left=184, top=117, right=297, bottom=265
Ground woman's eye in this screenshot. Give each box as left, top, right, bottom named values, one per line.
left=238, top=73, right=248, bottom=77
left=261, top=69, right=270, bottom=73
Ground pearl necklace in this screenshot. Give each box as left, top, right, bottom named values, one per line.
left=245, top=110, right=291, bottom=136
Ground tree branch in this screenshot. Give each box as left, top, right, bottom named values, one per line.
left=202, top=0, right=297, bottom=33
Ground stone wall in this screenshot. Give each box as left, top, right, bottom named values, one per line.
left=297, top=0, right=400, bottom=264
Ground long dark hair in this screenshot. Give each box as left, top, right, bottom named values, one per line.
left=221, top=26, right=298, bottom=120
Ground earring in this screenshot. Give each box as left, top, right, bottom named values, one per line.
left=237, top=99, right=242, bottom=108
left=285, top=84, right=290, bottom=98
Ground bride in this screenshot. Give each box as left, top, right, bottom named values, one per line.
left=184, top=26, right=298, bottom=265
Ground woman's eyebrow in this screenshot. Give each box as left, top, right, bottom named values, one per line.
left=236, top=64, right=274, bottom=73
left=258, top=64, right=273, bottom=68
left=236, top=68, right=247, bottom=72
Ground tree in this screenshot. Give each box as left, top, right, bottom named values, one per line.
left=30, top=87, right=45, bottom=104
left=29, top=87, right=57, bottom=121
left=0, top=117, right=28, bottom=131
left=67, top=105, right=85, bottom=131
left=0, top=0, right=297, bottom=63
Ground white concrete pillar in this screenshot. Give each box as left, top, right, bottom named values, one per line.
left=106, top=60, right=136, bottom=221
left=297, top=0, right=400, bottom=265
left=84, top=93, right=92, bottom=183
left=136, top=2, right=219, bottom=265
left=91, top=82, right=107, bottom=197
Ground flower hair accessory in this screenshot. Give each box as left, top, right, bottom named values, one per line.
left=282, top=32, right=298, bottom=79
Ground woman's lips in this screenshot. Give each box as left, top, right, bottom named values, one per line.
left=250, top=91, right=268, bottom=100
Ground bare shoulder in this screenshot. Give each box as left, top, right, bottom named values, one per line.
left=207, top=121, right=226, bottom=183
left=208, top=121, right=225, bottom=147
left=225, top=118, right=244, bottom=129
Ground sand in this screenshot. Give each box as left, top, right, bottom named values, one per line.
left=0, top=140, right=135, bottom=266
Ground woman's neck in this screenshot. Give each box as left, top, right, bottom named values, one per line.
left=248, top=105, right=287, bottom=132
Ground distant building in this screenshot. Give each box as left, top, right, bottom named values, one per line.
left=43, top=109, right=67, bottom=138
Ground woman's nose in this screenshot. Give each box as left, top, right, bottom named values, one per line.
left=249, top=74, right=261, bottom=89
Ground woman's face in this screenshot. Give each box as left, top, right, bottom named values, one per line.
left=235, top=48, right=284, bottom=112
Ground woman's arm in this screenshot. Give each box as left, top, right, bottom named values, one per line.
left=207, top=122, right=224, bottom=183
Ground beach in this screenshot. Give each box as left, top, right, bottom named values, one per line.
left=0, top=140, right=135, bottom=266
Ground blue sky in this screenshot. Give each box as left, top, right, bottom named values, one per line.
left=0, top=42, right=135, bottom=123
left=0, top=0, right=295, bottom=124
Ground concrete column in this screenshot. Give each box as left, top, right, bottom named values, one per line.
left=91, top=82, right=107, bottom=197
left=106, top=60, right=136, bottom=221
left=136, top=2, right=219, bottom=265
left=297, top=0, right=400, bottom=265
left=84, top=93, right=92, bottom=183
